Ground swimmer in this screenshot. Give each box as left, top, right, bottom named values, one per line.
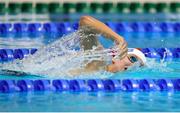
left=77, top=16, right=146, bottom=73
left=1, top=16, right=146, bottom=76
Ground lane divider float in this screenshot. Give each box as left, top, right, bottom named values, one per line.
left=0, top=79, right=179, bottom=93
left=0, top=22, right=179, bottom=37
left=0, top=48, right=179, bottom=62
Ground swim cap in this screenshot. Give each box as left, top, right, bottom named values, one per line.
left=128, top=48, right=146, bottom=66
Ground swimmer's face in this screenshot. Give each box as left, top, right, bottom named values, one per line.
left=107, top=55, right=138, bottom=72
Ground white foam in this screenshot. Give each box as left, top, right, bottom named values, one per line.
left=0, top=30, right=119, bottom=78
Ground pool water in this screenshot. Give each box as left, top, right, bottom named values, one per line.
left=0, top=31, right=179, bottom=111
left=0, top=59, right=179, bottom=79
left=0, top=91, right=179, bottom=112
left=0, top=32, right=179, bottom=79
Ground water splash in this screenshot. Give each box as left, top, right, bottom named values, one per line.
left=0, top=29, right=177, bottom=79
left=0, top=30, right=119, bottom=78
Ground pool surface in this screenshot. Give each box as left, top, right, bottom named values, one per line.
left=0, top=2, right=179, bottom=110
left=0, top=30, right=179, bottom=111
left=0, top=91, right=179, bottom=112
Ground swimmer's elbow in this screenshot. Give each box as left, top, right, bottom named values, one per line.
left=79, top=16, right=93, bottom=27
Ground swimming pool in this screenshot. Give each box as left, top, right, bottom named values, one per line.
left=0, top=23, right=179, bottom=111
left=0, top=91, right=179, bottom=112
left=0, top=0, right=180, bottom=109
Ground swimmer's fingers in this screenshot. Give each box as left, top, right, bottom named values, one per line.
left=121, top=51, right=128, bottom=60
left=114, top=46, right=127, bottom=60
left=120, top=39, right=127, bottom=50
left=121, top=41, right=128, bottom=54
left=118, top=39, right=128, bottom=59
left=117, top=39, right=127, bottom=50
left=119, top=48, right=128, bottom=60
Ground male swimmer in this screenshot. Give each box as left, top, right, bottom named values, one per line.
left=78, top=16, right=146, bottom=73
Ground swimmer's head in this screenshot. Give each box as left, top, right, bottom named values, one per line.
left=107, top=48, right=146, bottom=72
left=127, top=48, right=146, bottom=66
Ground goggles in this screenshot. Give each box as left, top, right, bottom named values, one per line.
left=128, top=55, right=138, bottom=63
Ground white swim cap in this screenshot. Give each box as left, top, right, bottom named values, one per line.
left=128, top=48, right=146, bottom=66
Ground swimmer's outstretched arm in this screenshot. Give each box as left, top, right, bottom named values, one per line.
left=79, top=16, right=128, bottom=59
left=68, top=16, right=128, bottom=75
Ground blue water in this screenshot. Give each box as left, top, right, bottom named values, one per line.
left=0, top=91, right=180, bottom=112
left=0, top=32, right=179, bottom=111
left=0, top=59, right=179, bottom=79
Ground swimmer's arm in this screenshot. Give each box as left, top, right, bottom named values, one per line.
left=79, top=16, right=127, bottom=59
left=68, top=60, right=106, bottom=76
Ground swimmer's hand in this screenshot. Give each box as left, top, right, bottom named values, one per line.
left=117, top=38, right=128, bottom=60
left=79, top=16, right=128, bottom=60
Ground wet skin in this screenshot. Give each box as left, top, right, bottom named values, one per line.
left=107, top=56, right=135, bottom=72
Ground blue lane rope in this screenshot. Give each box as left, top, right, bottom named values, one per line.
left=0, top=48, right=37, bottom=62
left=0, top=48, right=179, bottom=62
left=0, top=79, right=179, bottom=93
left=0, top=22, right=179, bottom=37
